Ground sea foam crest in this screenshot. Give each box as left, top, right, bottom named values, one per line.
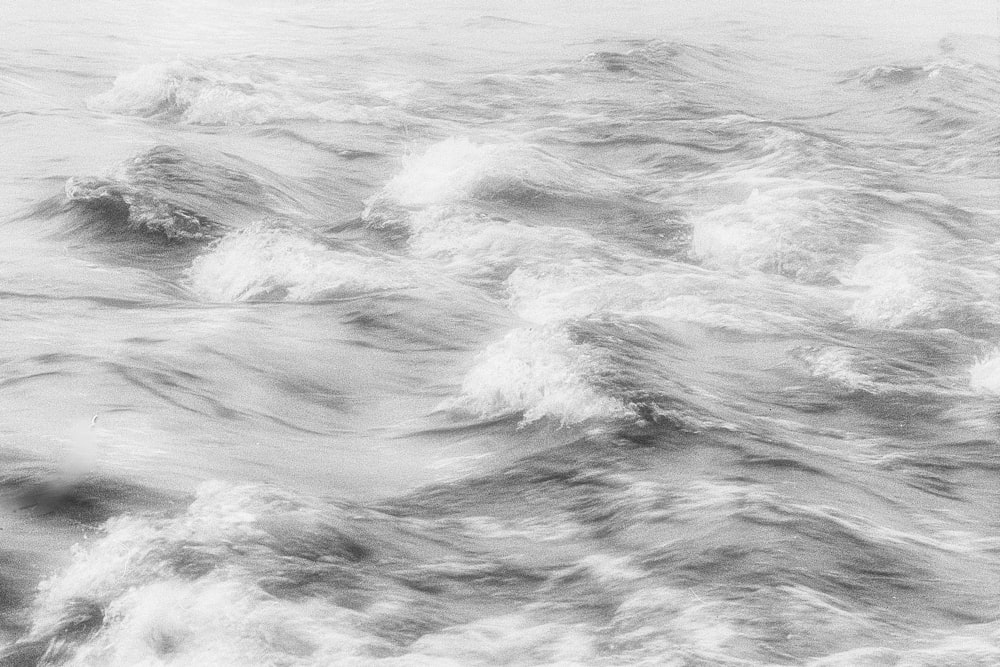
left=188, top=226, right=406, bottom=302
left=88, top=61, right=399, bottom=126
left=439, top=324, right=630, bottom=425
left=367, top=137, right=616, bottom=214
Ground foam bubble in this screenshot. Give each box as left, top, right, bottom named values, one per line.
left=188, top=226, right=406, bottom=302
left=438, top=324, right=630, bottom=425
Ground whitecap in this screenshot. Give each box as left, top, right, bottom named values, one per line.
left=401, top=205, right=609, bottom=283
left=365, top=137, right=620, bottom=216
left=188, top=225, right=406, bottom=302
left=689, top=186, right=854, bottom=283
left=88, top=60, right=403, bottom=127
left=438, top=324, right=630, bottom=426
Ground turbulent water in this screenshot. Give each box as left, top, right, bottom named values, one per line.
left=1, top=1, right=999, bottom=665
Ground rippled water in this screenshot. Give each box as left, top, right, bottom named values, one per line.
left=2, top=1, right=1000, bottom=665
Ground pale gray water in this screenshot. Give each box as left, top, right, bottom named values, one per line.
left=1, top=1, right=1000, bottom=665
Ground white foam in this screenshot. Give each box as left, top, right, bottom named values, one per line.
left=403, top=205, right=608, bottom=282
left=803, top=347, right=878, bottom=393
left=377, top=138, right=525, bottom=208
left=188, top=226, right=406, bottom=302
left=439, top=324, right=630, bottom=425
left=67, top=578, right=375, bottom=666
left=610, top=587, right=738, bottom=659
left=370, top=137, right=616, bottom=212
left=690, top=187, right=841, bottom=281
left=89, top=61, right=401, bottom=126
left=970, top=349, right=1000, bottom=394
left=844, top=245, right=938, bottom=328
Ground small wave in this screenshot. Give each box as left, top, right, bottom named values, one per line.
left=581, top=39, right=734, bottom=79
left=88, top=60, right=404, bottom=126
left=11, top=482, right=395, bottom=665
left=63, top=146, right=282, bottom=242
left=188, top=225, right=408, bottom=302
left=857, top=64, right=932, bottom=89
left=364, top=137, right=620, bottom=217
left=688, top=184, right=877, bottom=284
left=65, top=176, right=221, bottom=241
left=438, top=324, right=631, bottom=426
left=508, top=265, right=808, bottom=335
left=844, top=240, right=1000, bottom=332
left=383, top=205, right=611, bottom=287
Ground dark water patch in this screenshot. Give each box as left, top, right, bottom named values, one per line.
left=104, top=359, right=239, bottom=420
left=0, top=466, right=180, bottom=525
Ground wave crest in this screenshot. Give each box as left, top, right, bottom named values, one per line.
left=189, top=225, right=407, bottom=302
left=88, top=60, right=403, bottom=126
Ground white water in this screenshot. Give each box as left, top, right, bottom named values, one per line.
left=2, top=1, right=1000, bottom=665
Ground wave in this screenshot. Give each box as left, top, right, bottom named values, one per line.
left=689, top=185, right=873, bottom=284
left=845, top=239, right=1000, bottom=333
left=65, top=175, right=221, bottom=242
left=379, top=205, right=614, bottom=290
left=363, top=137, right=623, bottom=218
left=88, top=60, right=407, bottom=127
left=10, top=469, right=994, bottom=666
left=508, top=264, right=812, bottom=336
left=969, top=349, right=1000, bottom=394
left=3, top=481, right=603, bottom=666
left=188, top=225, right=410, bottom=302
left=438, top=324, right=631, bottom=426
left=62, top=146, right=285, bottom=242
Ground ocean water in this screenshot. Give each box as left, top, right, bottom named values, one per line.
left=1, top=1, right=999, bottom=664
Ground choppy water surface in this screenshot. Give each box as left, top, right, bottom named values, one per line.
left=2, top=1, right=999, bottom=664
